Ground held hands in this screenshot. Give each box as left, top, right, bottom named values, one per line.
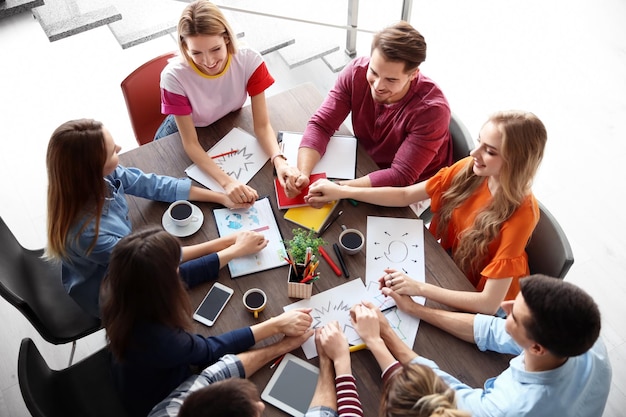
left=223, top=180, right=258, bottom=205
left=317, top=321, right=350, bottom=363
left=352, top=301, right=395, bottom=343
left=283, top=172, right=310, bottom=199
left=276, top=162, right=304, bottom=198
left=304, top=179, right=344, bottom=208
left=378, top=268, right=423, bottom=296
left=273, top=308, right=313, bottom=336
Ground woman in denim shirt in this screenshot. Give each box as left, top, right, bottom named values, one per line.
left=45, top=118, right=267, bottom=317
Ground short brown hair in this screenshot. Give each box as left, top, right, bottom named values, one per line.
left=371, top=21, right=426, bottom=73
left=179, top=378, right=260, bottom=417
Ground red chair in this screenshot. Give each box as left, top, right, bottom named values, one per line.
left=121, top=51, right=176, bottom=146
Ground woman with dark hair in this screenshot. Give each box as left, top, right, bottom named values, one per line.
left=46, top=118, right=266, bottom=317
left=307, top=110, right=548, bottom=314
left=101, top=227, right=312, bottom=417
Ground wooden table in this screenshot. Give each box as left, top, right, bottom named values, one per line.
left=119, top=83, right=509, bottom=416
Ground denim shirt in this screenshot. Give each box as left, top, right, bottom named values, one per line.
left=61, top=165, right=191, bottom=317
left=413, top=314, right=612, bottom=417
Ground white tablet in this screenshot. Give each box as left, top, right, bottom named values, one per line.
left=261, top=353, right=320, bottom=417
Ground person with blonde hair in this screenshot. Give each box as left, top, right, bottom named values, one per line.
left=381, top=363, right=469, bottom=417
left=156, top=0, right=298, bottom=204
left=306, top=110, right=547, bottom=314
left=46, top=118, right=266, bottom=317
left=101, top=227, right=312, bottom=416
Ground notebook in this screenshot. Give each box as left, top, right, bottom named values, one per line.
left=274, top=172, right=327, bottom=210
left=283, top=200, right=339, bottom=233
left=279, top=131, right=357, bottom=180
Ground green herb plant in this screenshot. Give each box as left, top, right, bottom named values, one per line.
left=283, top=228, right=326, bottom=264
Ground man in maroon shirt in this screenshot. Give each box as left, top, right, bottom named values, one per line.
left=283, top=21, right=452, bottom=197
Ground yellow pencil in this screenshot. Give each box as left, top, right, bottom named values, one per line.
left=349, top=343, right=367, bottom=353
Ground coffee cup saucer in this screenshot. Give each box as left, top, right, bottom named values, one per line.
left=162, top=203, right=204, bottom=237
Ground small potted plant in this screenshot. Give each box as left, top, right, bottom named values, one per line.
left=283, top=228, right=326, bottom=298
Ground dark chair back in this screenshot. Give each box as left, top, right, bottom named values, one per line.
left=0, top=217, right=100, bottom=344
left=449, top=111, right=474, bottom=161
left=526, top=202, right=574, bottom=279
left=121, top=51, right=176, bottom=146
left=18, top=338, right=130, bottom=417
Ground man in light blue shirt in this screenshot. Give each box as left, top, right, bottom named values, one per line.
left=379, top=274, right=612, bottom=417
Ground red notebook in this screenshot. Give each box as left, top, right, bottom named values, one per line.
left=274, top=173, right=326, bottom=209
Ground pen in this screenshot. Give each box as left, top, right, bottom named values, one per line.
left=333, top=243, right=350, bottom=278
left=270, top=354, right=285, bottom=369
left=252, top=225, right=269, bottom=232
left=318, top=246, right=341, bottom=276
left=349, top=343, right=367, bottom=353
left=347, top=199, right=359, bottom=206
left=318, top=210, right=343, bottom=237
left=211, top=149, right=238, bottom=159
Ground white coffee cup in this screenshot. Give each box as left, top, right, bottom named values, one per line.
left=167, top=200, right=198, bottom=227
left=338, top=226, right=364, bottom=255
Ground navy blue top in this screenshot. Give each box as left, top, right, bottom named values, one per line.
left=112, top=324, right=255, bottom=417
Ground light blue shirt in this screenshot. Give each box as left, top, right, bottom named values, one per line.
left=413, top=314, right=612, bottom=417
left=61, top=165, right=191, bottom=317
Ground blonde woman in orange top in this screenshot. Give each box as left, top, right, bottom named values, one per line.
left=306, top=110, right=547, bottom=315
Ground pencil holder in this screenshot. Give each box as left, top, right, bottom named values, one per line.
left=287, top=264, right=313, bottom=299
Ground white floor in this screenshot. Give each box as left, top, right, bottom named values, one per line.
left=1, top=1, right=625, bottom=416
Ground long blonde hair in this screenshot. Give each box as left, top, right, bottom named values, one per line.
left=177, top=0, right=238, bottom=63
left=435, top=110, right=547, bottom=276
left=46, top=119, right=109, bottom=259
left=381, top=363, right=470, bottom=417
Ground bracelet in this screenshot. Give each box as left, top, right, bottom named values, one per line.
left=271, top=152, right=287, bottom=164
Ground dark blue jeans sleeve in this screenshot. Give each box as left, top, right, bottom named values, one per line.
left=201, top=327, right=255, bottom=366
left=179, top=253, right=220, bottom=288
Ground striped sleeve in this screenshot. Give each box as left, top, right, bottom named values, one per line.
left=335, top=374, right=363, bottom=417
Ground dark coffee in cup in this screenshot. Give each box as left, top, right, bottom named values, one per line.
left=171, top=203, right=193, bottom=220
left=341, top=232, right=362, bottom=250
left=245, top=291, right=265, bottom=309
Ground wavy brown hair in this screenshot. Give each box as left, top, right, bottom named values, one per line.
left=381, top=363, right=469, bottom=417
left=46, top=119, right=109, bottom=259
left=435, top=110, right=547, bottom=277
left=101, top=227, right=192, bottom=360
left=178, top=0, right=237, bottom=63
left=371, top=21, right=426, bottom=73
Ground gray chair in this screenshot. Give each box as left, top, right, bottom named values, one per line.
left=18, top=337, right=130, bottom=417
left=526, top=201, right=574, bottom=279
left=419, top=112, right=474, bottom=223
left=0, top=217, right=101, bottom=365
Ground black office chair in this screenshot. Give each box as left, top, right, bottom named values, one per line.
left=418, top=112, right=474, bottom=223
left=0, top=217, right=101, bottom=365
left=526, top=201, right=574, bottom=279
left=18, top=337, right=130, bottom=417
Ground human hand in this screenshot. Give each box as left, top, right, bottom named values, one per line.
left=277, top=328, right=315, bottom=354
left=380, top=287, right=421, bottom=316
left=379, top=268, right=423, bottom=296
left=304, top=179, right=344, bottom=207
left=276, top=163, right=303, bottom=198
left=356, top=300, right=395, bottom=342
left=350, top=303, right=383, bottom=344
left=283, top=173, right=310, bottom=199
left=273, top=308, right=313, bottom=336
left=318, top=321, right=350, bottom=363
left=219, top=193, right=252, bottom=210
left=224, top=181, right=258, bottom=204
left=231, top=230, right=268, bottom=256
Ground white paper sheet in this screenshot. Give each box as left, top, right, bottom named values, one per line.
left=185, top=127, right=269, bottom=192
left=364, top=216, right=426, bottom=349
left=280, top=131, right=357, bottom=180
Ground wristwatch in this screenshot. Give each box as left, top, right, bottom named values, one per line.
left=271, top=152, right=287, bottom=164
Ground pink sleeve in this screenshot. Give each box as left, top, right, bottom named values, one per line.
left=161, top=89, right=192, bottom=116
left=335, top=374, right=363, bottom=417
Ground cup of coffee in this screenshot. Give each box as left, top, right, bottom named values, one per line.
left=167, top=200, right=198, bottom=227
left=243, top=288, right=267, bottom=319
left=339, top=226, right=364, bottom=255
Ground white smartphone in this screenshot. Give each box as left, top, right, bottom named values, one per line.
left=192, top=282, right=234, bottom=327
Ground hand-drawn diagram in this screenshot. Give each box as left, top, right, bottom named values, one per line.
left=213, top=198, right=287, bottom=278
left=185, top=127, right=269, bottom=192
left=213, top=146, right=256, bottom=180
